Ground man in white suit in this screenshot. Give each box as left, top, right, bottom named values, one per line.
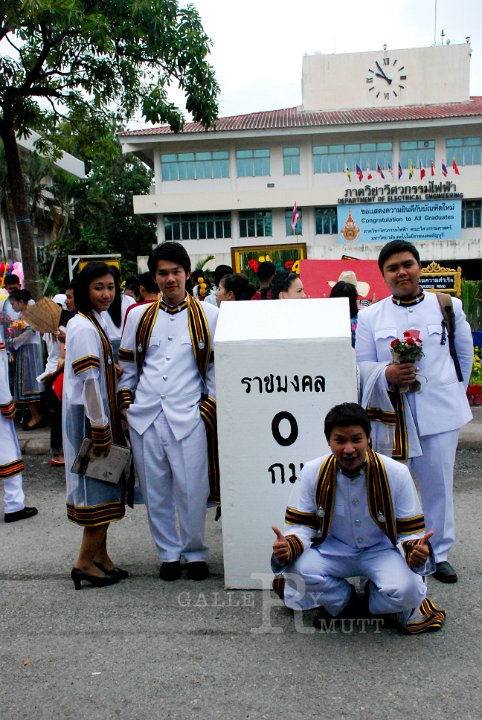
left=118, top=242, right=218, bottom=582
left=356, top=240, right=473, bottom=583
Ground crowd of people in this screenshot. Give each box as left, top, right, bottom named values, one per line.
left=0, top=238, right=474, bottom=634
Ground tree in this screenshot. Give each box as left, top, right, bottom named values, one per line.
left=0, top=1, right=219, bottom=296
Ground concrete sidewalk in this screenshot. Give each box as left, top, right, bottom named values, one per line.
left=17, top=404, right=482, bottom=455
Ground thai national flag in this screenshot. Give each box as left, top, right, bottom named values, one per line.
left=430, top=160, right=435, bottom=177
left=376, top=163, right=385, bottom=179
left=290, top=202, right=300, bottom=232
left=419, top=160, right=425, bottom=180
left=452, top=159, right=460, bottom=175
left=355, top=164, right=363, bottom=181
left=441, top=161, right=448, bottom=177
left=398, top=162, right=403, bottom=179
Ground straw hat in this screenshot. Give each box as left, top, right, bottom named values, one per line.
left=22, top=297, right=62, bottom=334
left=328, top=270, right=370, bottom=297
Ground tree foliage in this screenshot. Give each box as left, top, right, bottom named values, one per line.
left=0, top=0, right=219, bottom=295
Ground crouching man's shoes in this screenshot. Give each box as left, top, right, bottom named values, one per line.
left=186, top=561, right=209, bottom=581
left=313, top=586, right=360, bottom=629
left=4, top=506, right=38, bottom=523
left=433, top=561, right=458, bottom=583
left=159, top=561, right=181, bottom=582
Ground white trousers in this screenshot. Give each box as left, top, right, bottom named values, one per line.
left=130, top=411, right=209, bottom=563
left=3, top=472, right=25, bottom=514
left=407, top=429, right=459, bottom=563
left=283, top=541, right=426, bottom=616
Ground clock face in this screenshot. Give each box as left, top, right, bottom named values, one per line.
left=366, top=57, right=407, bottom=100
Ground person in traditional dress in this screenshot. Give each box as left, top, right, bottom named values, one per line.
left=271, top=403, right=446, bottom=634
left=0, top=319, right=38, bottom=523
left=356, top=240, right=473, bottom=583
left=63, top=262, right=128, bottom=590
left=118, top=242, right=218, bottom=582
left=8, top=289, right=45, bottom=430
left=0, top=273, right=22, bottom=396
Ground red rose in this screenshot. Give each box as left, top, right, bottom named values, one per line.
left=403, top=331, right=411, bottom=337
left=390, top=339, right=398, bottom=348
left=406, top=337, right=415, bottom=345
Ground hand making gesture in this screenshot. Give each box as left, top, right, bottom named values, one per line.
left=408, top=531, right=434, bottom=569
left=272, top=526, right=291, bottom=564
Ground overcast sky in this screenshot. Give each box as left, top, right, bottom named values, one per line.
left=184, top=0, right=482, bottom=118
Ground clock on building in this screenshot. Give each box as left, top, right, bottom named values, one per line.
left=366, top=57, right=407, bottom=100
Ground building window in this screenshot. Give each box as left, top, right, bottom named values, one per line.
left=315, top=207, right=338, bottom=235
left=161, top=151, right=229, bottom=181
left=283, top=147, right=300, bottom=175
left=399, top=140, right=435, bottom=169
left=284, top=208, right=302, bottom=235
left=239, top=210, right=273, bottom=238
left=313, top=142, right=392, bottom=173
left=236, top=148, right=270, bottom=177
left=446, top=137, right=481, bottom=166
left=164, top=212, right=231, bottom=240
left=462, top=200, right=481, bottom=228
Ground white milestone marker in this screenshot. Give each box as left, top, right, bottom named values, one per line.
left=214, top=298, right=357, bottom=588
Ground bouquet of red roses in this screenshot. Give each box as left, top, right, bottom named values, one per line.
left=390, top=330, right=424, bottom=393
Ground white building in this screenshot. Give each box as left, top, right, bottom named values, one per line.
left=0, top=129, right=86, bottom=263
left=119, top=43, right=482, bottom=278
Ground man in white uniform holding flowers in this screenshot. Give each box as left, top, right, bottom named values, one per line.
left=356, top=240, right=473, bottom=583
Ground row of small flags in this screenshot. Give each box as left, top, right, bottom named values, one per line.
left=346, top=159, right=460, bottom=182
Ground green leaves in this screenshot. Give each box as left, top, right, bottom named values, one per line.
left=1, top=0, right=219, bottom=133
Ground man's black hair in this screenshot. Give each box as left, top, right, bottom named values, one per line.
left=214, top=264, right=233, bottom=286
left=378, top=240, right=421, bottom=273
left=147, top=241, right=191, bottom=275
left=256, top=261, right=276, bottom=282
left=4, top=273, right=20, bottom=286
left=139, top=271, right=159, bottom=295
left=324, top=403, right=371, bottom=441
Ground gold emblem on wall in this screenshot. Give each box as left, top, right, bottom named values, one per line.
left=340, top=211, right=360, bottom=242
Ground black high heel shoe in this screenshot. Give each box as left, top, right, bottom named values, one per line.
left=93, top=561, right=129, bottom=579
left=71, top=568, right=121, bottom=590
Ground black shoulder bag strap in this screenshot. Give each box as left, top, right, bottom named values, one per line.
left=436, top=292, right=463, bottom=382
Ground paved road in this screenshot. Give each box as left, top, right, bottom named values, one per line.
left=1, top=449, right=481, bottom=720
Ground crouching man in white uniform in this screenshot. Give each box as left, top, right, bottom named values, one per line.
left=271, top=403, right=446, bottom=634
left=118, top=242, right=218, bottom=582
